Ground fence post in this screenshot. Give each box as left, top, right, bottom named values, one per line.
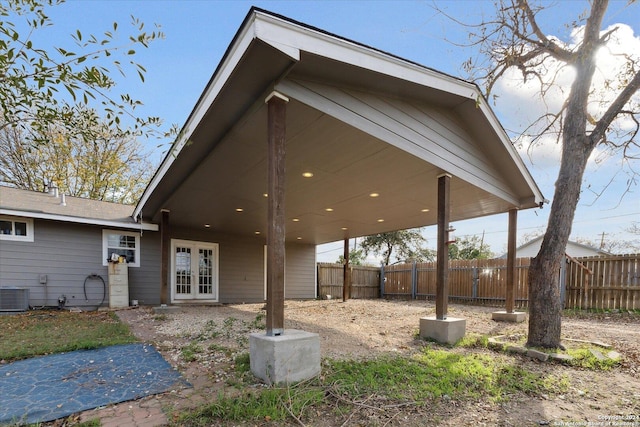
left=472, top=266, right=479, bottom=302
left=380, top=264, right=385, bottom=299
left=411, top=261, right=417, bottom=300
left=559, top=257, right=567, bottom=309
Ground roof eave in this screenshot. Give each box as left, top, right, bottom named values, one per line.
left=134, top=8, right=504, bottom=221
left=0, top=208, right=158, bottom=231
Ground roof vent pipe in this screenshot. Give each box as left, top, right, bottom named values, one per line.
left=50, top=184, right=58, bottom=197
left=60, top=194, right=66, bottom=206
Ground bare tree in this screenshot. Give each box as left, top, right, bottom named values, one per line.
left=0, top=108, right=155, bottom=204
left=448, top=0, right=639, bottom=347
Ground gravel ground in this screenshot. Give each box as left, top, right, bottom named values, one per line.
left=115, top=299, right=640, bottom=426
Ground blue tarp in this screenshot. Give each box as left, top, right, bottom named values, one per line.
left=0, top=343, right=190, bottom=425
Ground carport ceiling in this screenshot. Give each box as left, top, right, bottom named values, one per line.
left=135, top=8, right=544, bottom=245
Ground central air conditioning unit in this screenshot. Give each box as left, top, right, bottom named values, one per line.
left=0, top=287, right=30, bottom=312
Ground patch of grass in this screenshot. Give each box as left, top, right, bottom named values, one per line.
left=176, top=348, right=570, bottom=425
left=249, top=311, right=266, bottom=330
left=207, top=342, right=233, bottom=355
left=565, top=347, right=620, bottom=370
left=181, top=342, right=203, bottom=362
left=0, top=310, right=137, bottom=362
left=222, top=317, right=238, bottom=338
left=455, top=333, right=490, bottom=349
left=234, top=352, right=251, bottom=374
left=327, top=348, right=568, bottom=403
left=176, top=384, right=324, bottom=425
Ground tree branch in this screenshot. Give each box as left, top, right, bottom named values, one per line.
left=590, top=70, right=640, bottom=146
left=518, top=0, right=575, bottom=63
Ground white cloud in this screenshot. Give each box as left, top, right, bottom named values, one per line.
left=493, top=22, right=640, bottom=184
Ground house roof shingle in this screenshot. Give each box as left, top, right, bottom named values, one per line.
left=0, top=186, right=157, bottom=231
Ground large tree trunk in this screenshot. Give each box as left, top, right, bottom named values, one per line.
left=527, top=77, right=596, bottom=348
left=526, top=0, right=607, bottom=348
left=527, top=140, right=590, bottom=348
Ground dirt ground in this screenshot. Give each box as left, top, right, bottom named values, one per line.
left=115, top=299, right=640, bottom=426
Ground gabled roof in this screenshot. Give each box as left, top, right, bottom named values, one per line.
left=134, top=8, right=544, bottom=244
left=0, top=186, right=157, bottom=231
left=510, top=235, right=610, bottom=258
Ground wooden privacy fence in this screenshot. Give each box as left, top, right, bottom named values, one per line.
left=564, top=254, right=640, bottom=310
left=317, top=254, right=640, bottom=310
left=317, top=263, right=380, bottom=299
left=383, top=258, right=531, bottom=307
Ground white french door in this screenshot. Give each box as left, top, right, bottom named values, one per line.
left=171, top=239, right=219, bottom=302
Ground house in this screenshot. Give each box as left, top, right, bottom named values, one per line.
left=0, top=8, right=544, bottom=310
left=0, top=186, right=160, bottom=309
left=511, top=235, right=610, bottom=258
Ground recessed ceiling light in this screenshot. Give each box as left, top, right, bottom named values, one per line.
left=254, top=231, right=261, bottom=235
left=369, top=192, right=379, bottom=198
left=204, top=224, right=211, bottom=228
left=341, top=227, right=348, bottom=231
left=296, top=237, right=302, bottom=240
left=263, top=193, right=268, bottom=198
left=292, top=218, right=300, bottom=222
left=421, top=208, right=430, bottom=213
left=377, top=219, right=385, bottom=223
left=235, top=208, right=244, bottom=212
left=325, top=208, right=334, bottom=212
left=302, top=172, right=314, bottom=178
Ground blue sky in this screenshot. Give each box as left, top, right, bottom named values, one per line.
left=22, top=0, right=640, bottom=261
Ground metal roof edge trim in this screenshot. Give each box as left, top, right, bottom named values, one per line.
left=0, top=208, right=158, bottom=231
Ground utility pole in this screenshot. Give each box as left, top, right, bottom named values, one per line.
left=600, top=232, right=606, bottom=250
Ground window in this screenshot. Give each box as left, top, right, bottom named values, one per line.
left=0, top=216, right=34, bottom=242
left=102, top=230, right=140, bottom=267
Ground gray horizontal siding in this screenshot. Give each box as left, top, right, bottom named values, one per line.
left=0, top=219, right=160, bottom=308
left=285, top=243, right=317, bottom=299
left=1, top=219, right=106, bottom=308
left=1, top=218, right=314, bottom=308
left=170, top=227, right=316, bottom=303
left=129, top=232, right=161, bottom=306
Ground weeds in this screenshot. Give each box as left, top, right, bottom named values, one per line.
left=173, top=346, right=569, bottom=426
left=181, top=342, right=203, bottom=362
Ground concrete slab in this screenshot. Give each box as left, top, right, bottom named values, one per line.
left=152, top=305, right=181, bottom=315
left=419, top=316, right=466, bottom=345
left=491, top=311, right=526, bottom=323
left=250, top=329, right=320, bottom=385
left=527, top=349, right=549, bottom=361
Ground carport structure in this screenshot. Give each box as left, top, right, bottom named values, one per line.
left=135, top=8, right=544, bottom=383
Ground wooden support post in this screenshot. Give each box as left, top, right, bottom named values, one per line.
left=506, top=209, right=517, bottom=313
left=436, top=174, right=451, bottom=320
left=160, top=209, right=170, bottom=305
left=343, top=238, right=350, bottom=301
left=265, top=91, right=288, bottom=336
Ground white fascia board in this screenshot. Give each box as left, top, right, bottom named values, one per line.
left=0, top=209, right=159, bottom=231
left=476, top=101, right=546, bottom=206
left=254, top=11, right=475, bottom=100
left=134, top=15, right=264, bottom=220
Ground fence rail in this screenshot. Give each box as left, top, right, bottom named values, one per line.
left=317, top=254, right=639, bottom=310
left=317, top=263, right=380, bottom=299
